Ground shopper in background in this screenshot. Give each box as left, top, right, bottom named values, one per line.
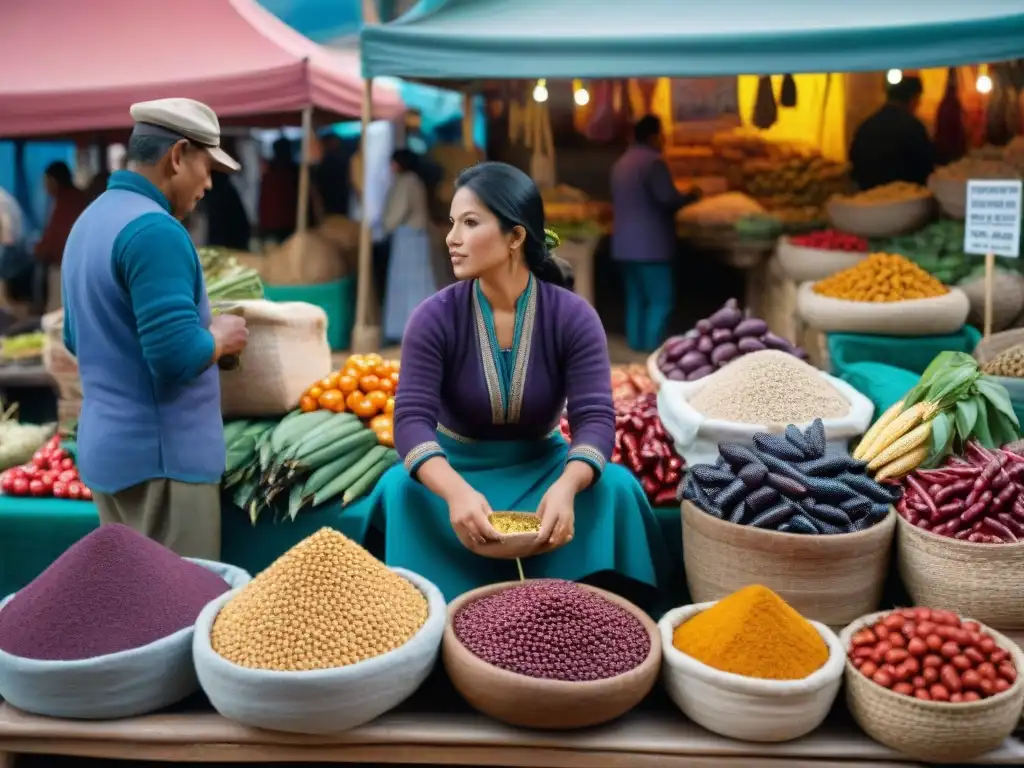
left=315, top=132, right=352, bottom=217
left=382, top=149, right=437, bottom=343
left=371, top=160, right=667, bottom=602
left=849, top=76, right=935, bottom=191
left=33, top=161, right=87, bottom=313
left=61, top=97, right=249, bottom=560
left=611, top=115, right=700, bottom=353
left=258, top=137, right=299, bottom=244
left=0, top=186, right=34, bottom=309
left=202, top=170, right=252, bottom=251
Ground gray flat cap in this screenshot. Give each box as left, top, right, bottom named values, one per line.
left=129, top=98, right=240, bottom=172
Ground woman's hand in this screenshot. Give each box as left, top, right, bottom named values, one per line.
left=447, top=487, right=500, bottom=548
left=536, top=478, right=576, bottom=547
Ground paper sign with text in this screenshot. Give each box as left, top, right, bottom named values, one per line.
left=964, top=179, right=1023, bottom=258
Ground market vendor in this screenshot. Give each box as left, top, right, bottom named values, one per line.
left=849, top=76, right=935, bottom=191
left=373, top=161, right=668, bottom=601
left=60, top=98, right=250, bottom=560
left=611, top=115, right=700, bottom=353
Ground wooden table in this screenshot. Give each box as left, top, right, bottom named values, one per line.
left=1, top=703, right=1021, bottom=766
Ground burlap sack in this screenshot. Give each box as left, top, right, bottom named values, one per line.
left=219, top=301, right=332, bottom=418
left=959, top=270, right=1024, bottom=334
left=262, top=231, right=347, bottom=287
left=797, top=282, right=970, bottom=336
left=316, top=216, right=359, bottom=277
left=41, top=309, right=82, bottom=400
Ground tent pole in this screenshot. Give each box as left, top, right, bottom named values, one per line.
left=352, top=77, right=381, bottom=354
left=462, top=92, right=474, bottom=151
left=296, top=105, right=314, bottom=234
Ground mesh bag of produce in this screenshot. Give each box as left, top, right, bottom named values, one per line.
left=219, top=300, right=332, bottom=418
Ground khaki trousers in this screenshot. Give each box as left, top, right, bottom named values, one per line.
left=93, top=479, right=221, bottom=560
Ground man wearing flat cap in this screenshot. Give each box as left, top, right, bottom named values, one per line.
left=60, top=98, right=248, bottom=559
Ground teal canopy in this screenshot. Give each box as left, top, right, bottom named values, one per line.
left=361, top=0, right=1024, bottom=80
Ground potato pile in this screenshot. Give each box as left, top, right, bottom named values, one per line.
left=812, top=253, right=949, bottom=303
left=211, top=528, right=428, bottom=672
left=983, top=346, right=1024, bottom=378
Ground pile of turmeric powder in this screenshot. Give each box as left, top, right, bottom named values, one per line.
left=812, top=253, right=948, bottom=303
left=672, top=585, right=828, bottom=680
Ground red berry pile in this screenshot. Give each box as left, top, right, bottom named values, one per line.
left=791, top=229, right=869, bottom=252
left=1, top=434, right=92, bottom=500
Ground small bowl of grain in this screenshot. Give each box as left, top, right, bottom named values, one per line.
left=468, top=512, right=563, bottom=560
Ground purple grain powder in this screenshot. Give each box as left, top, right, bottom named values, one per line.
left=0, top=524, right=231, bottom=661
left=453, top=580, right=650, bottom=682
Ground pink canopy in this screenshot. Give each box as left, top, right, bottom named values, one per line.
left=0, top=0, right=404, bottom=139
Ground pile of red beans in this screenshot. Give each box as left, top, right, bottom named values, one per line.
left=848, top=608, right=1018, bottom=702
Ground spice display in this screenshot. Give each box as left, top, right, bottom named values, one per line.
left=812, top=254, right=949, bottom=302
left=1, top=432, right=91, bottom=500
left=931, top=157, right=1021, bottom=183
left=855, top=353, right=1019, bottom=480
left=738, top=147, right=850, bottom=211
left=562, top=394, right=684, bottom=506
left=983, top=346, right=1024, bottom=378
left=656, top=299, right=807, bottom=383
left=848, top=608, right=1018, bottom=701
left=682, top=419, right=900, bottom=534
left=199, top=247, right=264, bottom=301
left=833, top=182, right=930, bottom=205
left=489, top=513, right=540, bottom=535
left=0, top=524, right=229, bottom=661
left=897, top=442, right=1024, bottom=543
left=673, top=585, right=829, bottom=680
left=790, top=230, right=869, bottom=252
left=689, top=351, right=849, bottom=424
left=211, top=528, right=427, bottom=672
left=300, top=353, right=399, bottom=444
left=453, top=580, right=650, bottom=682
left=222, top=411, right=398, bottom=524
left=610, top=364, right=656, bottom=403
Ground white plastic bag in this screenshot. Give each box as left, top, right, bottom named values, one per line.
left=656, top=372, right=873, bottom=466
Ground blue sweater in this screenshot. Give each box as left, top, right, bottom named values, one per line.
left=61, top=171, right=225, bottom=494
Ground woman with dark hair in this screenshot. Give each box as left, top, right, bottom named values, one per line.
left=382, top=149, right=436, bottom=342
left=371, top=161, right=666, bottom=601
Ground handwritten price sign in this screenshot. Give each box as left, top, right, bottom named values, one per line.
left=964, top=179, right=1023, bottom=259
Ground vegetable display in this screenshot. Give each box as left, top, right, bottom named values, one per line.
left=790, top=230, right=868, bottom=252
left=0, top=332, right=45, bottom=362
left=681, top=419, right=900, bottom=534
left=848, top=608, right=1017, bottom=702
left=559, top=393, right=683, bottom=506
left=0, top=433, right=91, bottom=500
left=812, top=254, right=948, bottom=302
left=610, top=364, right=656, bottom=403
left=199, top=247, right=264, bottom=301
left=656, top=299, right=806, bottom=382
left=222, top=412, right=398, bottom=524
left=855, top=352, right=1019, bottom=480
left=896, top=442, right=1024, bottom=543
left=300, top=353, right=398, bottom=447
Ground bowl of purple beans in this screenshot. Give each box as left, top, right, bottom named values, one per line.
left=443, top=579, right=661, bottom=729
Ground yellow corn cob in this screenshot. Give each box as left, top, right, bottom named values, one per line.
left=867, top=421, right=932, bottom=472
left=860, top=402, right=933, bottom=463
left=854, top=399, right=905, bottom=460
left=874, top=445, right=929, bottom=482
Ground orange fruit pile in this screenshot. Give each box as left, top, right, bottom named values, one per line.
left=299, top=354, right=399, bottom=447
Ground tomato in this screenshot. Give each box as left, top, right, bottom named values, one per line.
left=39, top=474, right=55, bottom=490
left=337, top=374, right=359, bottom=394
left=299, top=395, right=318, bottom=412
left=52, top=481, right=68, bottom=498
left=58, top=469, right=78, bottom=483
left=350, top=397, right=378, bottom=419
left=358, top=374, right=381, bottom=393
left=1, top=474, right=15, bottom=493
left=32, top=451, right=48, bottom=468
left=29, top=479, right=46, bottom=497
left=385, top=396, right=395, bottom=415
left=80, top=486, right=93, bottom=501
left=60, top=457, right=75, bottom=471
left=10, top=478, right=28, bottom=496
left=370, top=414, right=393, bottom=432
left=366, top=390, right=388, bottom=411
left=376, top=428, right=394, bottom=448
left=66, top=482, right=82, bottom=500
left=317, top=389, right=346, bottom=412
left=307, top=385, right=324, bottom=400
left=20, top=464, right=39, bottom=478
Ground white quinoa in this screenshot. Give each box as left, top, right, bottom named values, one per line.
left=689, top=350, right=849, bottom=423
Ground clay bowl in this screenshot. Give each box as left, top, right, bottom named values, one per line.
left=443, top=580, right=662, bottom=729
left=467, top=512, right=560, bottom=560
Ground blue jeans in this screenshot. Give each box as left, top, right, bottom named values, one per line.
left=623, top=262, right=673, bottom=353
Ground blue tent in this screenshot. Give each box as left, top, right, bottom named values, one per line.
left=361, top=0, right=1024, bottom=79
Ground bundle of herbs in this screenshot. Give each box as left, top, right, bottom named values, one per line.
left=199, top=247, right=264, bottom=301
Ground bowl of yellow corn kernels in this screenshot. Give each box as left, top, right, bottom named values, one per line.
left=468, top=512, right=564, bottom=560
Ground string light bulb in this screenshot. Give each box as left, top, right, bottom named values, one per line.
left=976, top=64, right=993, bottom=94
left=573, top=87, right=590, bottom=106
left=532, top=79, right=548, bottom=103
left=886, top=69, right=903, bottom=85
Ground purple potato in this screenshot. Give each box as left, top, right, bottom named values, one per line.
left=709, top=306, right=743, bottom=329
left=696, top=319, right=713, bottom=334
left=710, top=342, right=739, bottom=366
left=685, top=328, right=701, bottom=339
left=725, top=298, right=740, bottom=310
left=679, top=350, right=710, bottom=373
left=667, top=368, right=688, bottom=381
left=762, top=332, right=796, bottom=352
left=711, top=328, right=733, bottom=344
left=697, top=335, right=715, bottom=354
left=657, top=351, right=670, bottom=368
left=686, top=365, right=716, bottom=381
left=664, top=336, right=696, bottom=361
left=734, top=318, right=769, bottom=338
left=737, top=337, right=767, bottom=354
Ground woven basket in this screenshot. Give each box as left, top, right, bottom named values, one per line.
left=682, top=501, right=895, bottom=628
left=896, top=514, right=1024, bottom=630
left=840, top=611, right=1024, bottom=762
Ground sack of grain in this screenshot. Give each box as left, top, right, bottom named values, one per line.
left=41, top=310, right=82, bottom=400
left=959, top=270, right=1024, bottom=333
left=677, top=192, right=765, bottom=227
left=797, top=282, right=970, bottom=336
left=656, top=350, right=874, bottom=466
left=262, top=231, right=347, bottom=286
left=219, top=301, right=332, bottom=418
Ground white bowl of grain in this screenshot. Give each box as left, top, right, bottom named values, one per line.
left=655, top=350, right=874, bottom=466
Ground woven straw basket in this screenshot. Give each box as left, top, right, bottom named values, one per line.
left=681, top=501, right=895, bottom=628
left=896, top=514, right=1024, bottom=630
left=840, top=611, right=1024, bottom=762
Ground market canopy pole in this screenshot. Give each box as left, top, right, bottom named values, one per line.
left=295, top=105, right=314, bottom=235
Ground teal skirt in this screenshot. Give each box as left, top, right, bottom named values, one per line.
left=371, top=431, right=670, bottom=602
